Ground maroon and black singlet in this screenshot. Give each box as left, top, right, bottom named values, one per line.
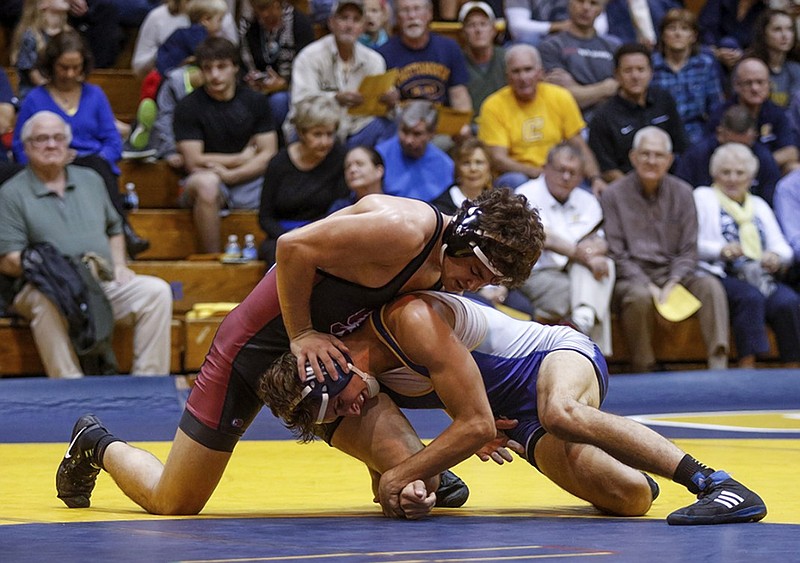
left=180, top=206, right=444, bottom=451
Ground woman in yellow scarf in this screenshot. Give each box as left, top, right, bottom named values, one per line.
left=694, top=142, right=799, bottom=368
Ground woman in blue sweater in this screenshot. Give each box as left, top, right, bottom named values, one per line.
left=12, top=30, right=148, bottom=256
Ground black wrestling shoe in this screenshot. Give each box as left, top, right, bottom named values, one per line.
left=434, top=470, right=469, bottom=508
left=56, top=414, right=105, bottom=508
left=667, top=470, right=767, bottom=525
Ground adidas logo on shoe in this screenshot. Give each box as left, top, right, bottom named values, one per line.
left=667, top=470, right=767, bottom=525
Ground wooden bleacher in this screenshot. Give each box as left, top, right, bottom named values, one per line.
left=130, top=260, right=265, bottom=314
left=0, top=317, right=184, bottom=376
left=606, top=316, right=779, bottom=371
left=129, top=210, right=264, bottom=259
left=184, top=316, right=225, bottom=371
left=0, top=154, right=785, bottom=376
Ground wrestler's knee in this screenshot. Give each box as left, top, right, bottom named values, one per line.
left=593, top=473, right=654, bottom=517
left=538, top=397, right=586, bottom=442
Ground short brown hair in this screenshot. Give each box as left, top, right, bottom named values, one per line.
left=195, top=36, right=240, bottom=66
left=451, top=138, right=493, bottom=188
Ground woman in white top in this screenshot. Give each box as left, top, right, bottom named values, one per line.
left=694, top=142, right=800, bottom=367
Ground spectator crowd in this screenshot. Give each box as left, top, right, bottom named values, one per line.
left=3, top=0, right=800, bottom=376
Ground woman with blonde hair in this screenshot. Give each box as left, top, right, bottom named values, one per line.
left=258, top=95, right=349, bottom=265
left=695, top=142, right=800, bottom=367
left=10, top=0, right=72, bottom=102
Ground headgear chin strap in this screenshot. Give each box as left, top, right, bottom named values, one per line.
left=299, top=355, right=354, bottom=424
left=352, top=364, right=380, bottom=399
left=442, top=205, right=506, bottom=279
left=298, top=355, right=379, bottom=424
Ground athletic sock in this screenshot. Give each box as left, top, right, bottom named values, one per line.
left=80, top=425, right=124, bottom=470
left=95, top=434, right=125, bottom=470
left=673, top=454, right=714, bottom=494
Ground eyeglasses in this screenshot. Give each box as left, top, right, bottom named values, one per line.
left=27, top=134, right=68, bottom=147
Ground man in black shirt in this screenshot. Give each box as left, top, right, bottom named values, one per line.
left=588, top=43, right=687, bottom=183
left=174, top=37, right=278, bottom=253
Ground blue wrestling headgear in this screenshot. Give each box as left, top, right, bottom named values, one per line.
left=298, top=355, right=379, bottom=423
left=442, top=205, right=508, bottom=281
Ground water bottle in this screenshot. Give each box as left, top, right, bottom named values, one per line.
left=223, top=234, right=241, bottom=259
left=242, top=233, right=258, bottom=261
left=124, top=182, right=139, bottom=211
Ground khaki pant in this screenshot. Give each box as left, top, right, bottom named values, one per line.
left=12, top=275, right=173, bottom=378
left=521, top=259, right=616, bottom=354
left=613, top=273, right=729, bottom=372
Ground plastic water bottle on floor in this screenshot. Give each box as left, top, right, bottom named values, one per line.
left=223, top=234, right=241, bottom=260
left=242, top=234, right=258, bottom=261
left=124, top=182, right=139, bottom=211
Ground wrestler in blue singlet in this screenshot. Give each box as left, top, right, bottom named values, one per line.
left=181, top=208, right=444, bottom=452
left=369, top=291, right=609, bottom=466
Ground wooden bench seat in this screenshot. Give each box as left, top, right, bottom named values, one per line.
left=130, top=260, right=265, bottom=313
left=89, top=69, right=142, bottom=121
left=118, top=159, right=183, bottom=208
left=128, top=209, right=264, bottom=259
left=606, top=315, right=779, bottom=370
left=0, top=317, right=183, bottom=376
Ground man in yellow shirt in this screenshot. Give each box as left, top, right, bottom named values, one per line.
left=478, top=43, right=605, bottom=194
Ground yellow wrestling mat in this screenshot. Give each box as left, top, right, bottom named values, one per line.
left=2, top=438, right=799, bottom=526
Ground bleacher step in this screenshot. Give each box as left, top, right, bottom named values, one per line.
left=128, top=209, right=264, bottom=259
left=130, top=260, right=265, bottom=313
left=0, top=317, right=183, bottom=376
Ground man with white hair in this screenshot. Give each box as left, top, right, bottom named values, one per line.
left=601, top=126, right=730, bottom=373
left=0, top=111, right=173, bottom=378
left=478, top=43, right=604, bottom=191
left=378, top=0, right=472, bottom=113
left=516, top=143, right=615, bottom=353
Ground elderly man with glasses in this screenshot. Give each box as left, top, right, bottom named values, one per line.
left=0, top=110, right=172, bottom=379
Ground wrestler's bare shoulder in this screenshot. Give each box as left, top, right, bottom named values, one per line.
left=333, top=195, right=444, bottom=240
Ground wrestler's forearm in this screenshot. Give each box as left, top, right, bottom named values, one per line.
left=384, top=417, right=494, bottom=486
left=274, top=234, right=316, bottom=338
